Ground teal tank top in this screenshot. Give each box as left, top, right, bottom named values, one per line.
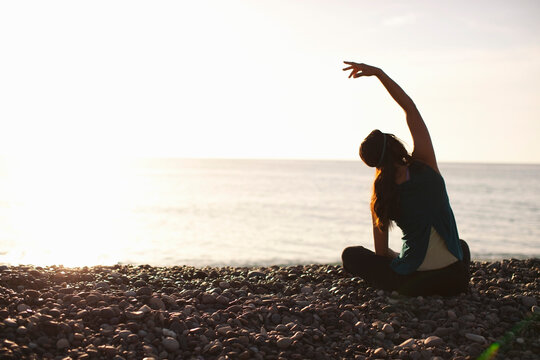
left=390, top=161, right=463, bottom=274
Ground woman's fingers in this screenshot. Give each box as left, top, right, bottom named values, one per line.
left=342, top=66, right=353, bottom=71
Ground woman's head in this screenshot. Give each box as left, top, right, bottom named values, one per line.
left=360, top=130, right=412, bottom=230
left=359, top=129, right=409, bottom=168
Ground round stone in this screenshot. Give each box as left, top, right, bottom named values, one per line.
left=423, top=336, right=443, bottom=347
left=373, top=347, right=386, bottom=357
left=465, top=333, right=486, bottom=344
left=56, top=338, right=69, bottom=349
left=382, top=323, right=394, bottom=333
left=162, top=337, right=180, bottom=352
left=276, top=337, right=293, bottom=349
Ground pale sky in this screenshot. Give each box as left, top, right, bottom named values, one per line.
left=1, top=0, right=539, bottom=163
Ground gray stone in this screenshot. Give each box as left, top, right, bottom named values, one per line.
left=465, top=333, right=486, bottom=344
left=276, top=336, right=293, bottom=349
left=398, top=338, right=415, bottom=348
left=423, top=335, right=443, bottom=347
left=373, top=347, right=386, bottom=357
left=301, top=286, right=313, bottom=295
left=521, top=296, right=537, bottom=307
left=4, top=318, right=17, bottom=327
left=382, top=323, right=394, bottom=333
left=217, top=325, right=232, bottom=335
left=94, top=281, right=110, bottom=290
left=247, top=271, right=266, bottom=279
left=56, top=338, right=69, bottom=349
left=136, top=286, right=153, bottom=296
left=149, top=297, right=166, bottom=310
left=162, top=337, right=180, bottom=352
left=118, top=330, right=132, bottom=339
left=162, top=328, right=176, bottom=337
left=202, top=294, right=217, bottom=304
left=17, top=303, right=30, bottom=312
left=125, top=311, right=144, bottom=320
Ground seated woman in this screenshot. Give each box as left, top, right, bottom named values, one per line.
left=341, top=62, right=470, bottom=297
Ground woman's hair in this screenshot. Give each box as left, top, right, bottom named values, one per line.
left=359, top=129, right=412, bottom=230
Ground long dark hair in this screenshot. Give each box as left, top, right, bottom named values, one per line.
left=359, top=129, right=412, bottom=230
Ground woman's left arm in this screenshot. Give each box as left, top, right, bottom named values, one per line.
left=372, top=211, right=398, bottom=258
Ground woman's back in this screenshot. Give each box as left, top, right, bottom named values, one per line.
left=391, top=161, right=463, bottom=274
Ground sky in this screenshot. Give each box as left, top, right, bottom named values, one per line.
left=1, top=0, right=539, bottom=164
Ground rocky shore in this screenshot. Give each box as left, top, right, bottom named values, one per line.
left=0, top=259, right=538, bottom=360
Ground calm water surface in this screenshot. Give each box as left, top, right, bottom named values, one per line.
left=0, top=159, right=538, bottom=266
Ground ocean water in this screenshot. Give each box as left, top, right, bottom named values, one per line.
left=0, top=158, right=538, bottom=267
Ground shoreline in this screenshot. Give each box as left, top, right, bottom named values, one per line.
left=0, top=259, right=538, bottom=359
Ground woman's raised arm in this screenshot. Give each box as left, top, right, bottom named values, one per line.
left=343, top=62, right=438, bottom=172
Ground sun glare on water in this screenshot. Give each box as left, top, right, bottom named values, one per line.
left=2, top=155, right=137, bottom=267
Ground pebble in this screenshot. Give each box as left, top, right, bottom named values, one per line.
left=423, top=335, right=443, bottom=347
left=373, top=347, right=386, bottom=357
left=202, top=293, right=217, bottom=304
left=16, top=326, right=27, bottom=335
left=162, top=337, right=179, bottom=352
left=149, top=296, right=165, bottom=310
left=217, top=325, right=232, bottom=335
left=521, top=296, right=537, bottom=307
left=276, top=336, right=293, bottom=349
left=0, top=260, right=537, bottom=360
left=56, top=338, right=69, bottom=349
left=16, top=304, right=29, bottom=312
left=247, top=271, right=266, bottom=279
left=162, top=328, right=176, bottom=337
left=465, top=333, right=486, bottom=344
left=398, top=338, right=415, bottom=348
left=382, top=323, right=394, bottom=333
left=4, top=318, right=17, bottom=327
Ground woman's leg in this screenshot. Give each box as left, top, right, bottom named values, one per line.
left=399, top=261, right=469, bottom=296
left=460, top=239, right=471, bottom=264
left=341, top=246, right=401, bottom=290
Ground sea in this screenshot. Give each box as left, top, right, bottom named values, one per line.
left=0, top=158, right=539, bottom=267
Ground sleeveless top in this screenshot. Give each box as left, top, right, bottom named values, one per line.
left=390, top=161, right=463, bottom=275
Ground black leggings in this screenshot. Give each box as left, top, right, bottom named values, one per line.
left=341, top=240, right=471, bottom=296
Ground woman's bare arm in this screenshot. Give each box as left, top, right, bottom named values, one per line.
left=372, top=211, right=398, bottom=258
left=343, top=62, right=439, bottom=172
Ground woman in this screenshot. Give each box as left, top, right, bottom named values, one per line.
left=341, top=62, right=470, bottom=296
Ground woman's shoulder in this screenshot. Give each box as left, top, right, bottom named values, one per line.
left=410, top=159, right=439, bottom=174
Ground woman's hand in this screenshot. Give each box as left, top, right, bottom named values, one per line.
left=342, top=61, right=381, bottom=78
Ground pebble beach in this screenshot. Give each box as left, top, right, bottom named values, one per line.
left=0, top=259, right=538, bottom=360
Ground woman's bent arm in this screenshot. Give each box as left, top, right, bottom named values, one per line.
left=343, top=62, right=439, bottom=172
left=372, top=211, right=398, bottom=258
